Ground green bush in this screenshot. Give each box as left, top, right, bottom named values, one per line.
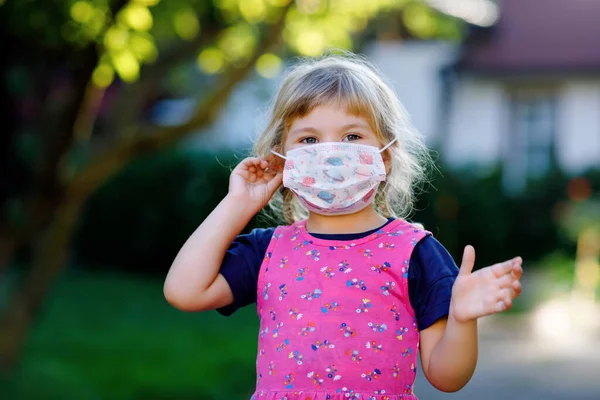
left=413, top=166, right=513, bottom=266
left=74, top=149, right=600, bottom=273
left=74, top=149, right=255, bottom=273
left=413, top=164, right=599, bottom=266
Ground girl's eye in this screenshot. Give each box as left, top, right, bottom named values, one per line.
left=344, top=134, right=361, bottom=142
left=300, top=137, right=318, bottom=144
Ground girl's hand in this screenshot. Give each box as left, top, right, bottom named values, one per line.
left=449, top=246, right=523, bottom=323
left=228, top=157, right=283, bottom=212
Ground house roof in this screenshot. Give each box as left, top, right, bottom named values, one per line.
left=459, top=0, right=600, bottom=74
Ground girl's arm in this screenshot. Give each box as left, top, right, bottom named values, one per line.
left=164, top=158, right=282, bottom=312
left=418, top=317, right=477, bottom=392
left=419, top=246, right=523, bottom=392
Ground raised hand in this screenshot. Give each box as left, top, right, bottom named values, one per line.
left=449, top=245, right=523, bottom=323
left=229, top=157, right=283, bottom=212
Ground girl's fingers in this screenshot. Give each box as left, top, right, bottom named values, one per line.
left=459, top=245, right=476, bottom=276
left=512, top=261, right=523, bottom=280
left=234, top=157, right=282, bottom=193
left=494, top=299, right=509, bottom=313
left=237, top=158, right=273, bottom=179
left=239, top=157, right=270, bottom=171
left=492, top=284, right=520, bottom=314
left=513, top=256, right=523, bottom=266
left=494, top=288, right=513, bottom=312
left=266, top=171, right=283, bottom=193
left=240, top=157, right=261, bottom=168
left=491, top=256, right=522, bottom=278
left=512, top=280, right=522, bottom=297
left=489, top=267, right=523, bottom=314
left=491, top=260, right=515, bottom=277
left=497, top=274, right=514, bottom=289
left=498, top=268, right=523, bottom=285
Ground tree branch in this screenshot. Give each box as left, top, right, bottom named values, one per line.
left=32, top=0, right=131, bottom=191
left=105, top=26, right=222, bottom=136
left=69, top=3, right=293, bottom=197
left=145, top=29, right=222, bottom=83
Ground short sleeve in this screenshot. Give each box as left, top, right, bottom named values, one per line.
left=217, top=227, right=274, bottom=316
left=408, top=236, right=459, bottom=331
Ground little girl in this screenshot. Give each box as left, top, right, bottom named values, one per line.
left=164, top=54, right=523, bottom=399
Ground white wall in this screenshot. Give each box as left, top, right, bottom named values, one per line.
left=556, top=81, right=600, bottom=173
left=444, top=79, right=506, bottom=169
left=444, top=78, right=600, bottom=175
left=366, top=41, right=457, bottom=144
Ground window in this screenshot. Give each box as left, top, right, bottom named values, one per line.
left=504, top=90, right=556, bottom=192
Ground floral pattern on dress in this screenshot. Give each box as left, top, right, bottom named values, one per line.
left=253, top=219, right=430, bottom=400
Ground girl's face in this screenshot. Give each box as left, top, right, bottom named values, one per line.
left=283, top=104, right=383, bottom=153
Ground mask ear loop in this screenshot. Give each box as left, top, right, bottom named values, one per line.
left=379, top=138, right=397, bottom=153
left=271, top=150, right=287, bottom=160
left=273, top=141, right=394, bottom=158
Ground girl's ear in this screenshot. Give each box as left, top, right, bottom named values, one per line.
left=266, top=147, right=285, bottom=172
left=382, top=151, right=391, bottom=175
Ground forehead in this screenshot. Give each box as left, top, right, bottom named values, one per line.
left=288, top=104, right=372, bottom=130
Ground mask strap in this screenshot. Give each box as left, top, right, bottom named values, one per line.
left=272, top=141, right=394, bottom=158
left=379, top=138, right=397, bottom=153
left=271, top=149, right=287, bottom=160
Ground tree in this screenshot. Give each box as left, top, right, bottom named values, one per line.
left=0, top=0, right=461, bottom=369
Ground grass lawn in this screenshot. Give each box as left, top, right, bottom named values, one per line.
left=8, top=272, right=260, bottom=400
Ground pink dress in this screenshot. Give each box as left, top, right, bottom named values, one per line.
left=251, top=219, right=430, bottom=400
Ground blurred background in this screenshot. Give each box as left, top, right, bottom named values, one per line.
left=1, top=0, right=599, bottom=399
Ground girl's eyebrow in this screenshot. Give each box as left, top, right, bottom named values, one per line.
left=339, top=123, right=371, bottom=132
left=289, top=127, right=320, bottom=137
left=289, top=123, right=371, bottom=137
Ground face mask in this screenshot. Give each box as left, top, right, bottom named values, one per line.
left=271, top=139, right=396, bottom=215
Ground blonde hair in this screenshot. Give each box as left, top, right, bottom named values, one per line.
left=253, top=51, right=432, bottom=225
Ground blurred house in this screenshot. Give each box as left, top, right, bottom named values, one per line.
left=370, top=0, right=600, bottom=192
left=154, top=0, right=600, bottom=192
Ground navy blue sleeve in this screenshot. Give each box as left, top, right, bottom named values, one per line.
left=216, top=227, right=275, bottom=316
left=408, top=236, right=459, bottom=331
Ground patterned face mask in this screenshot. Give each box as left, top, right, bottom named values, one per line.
left=271, top=139, right=396, bottom=215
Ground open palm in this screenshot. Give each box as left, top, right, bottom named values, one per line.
left=450, top=246, right=523, bottom=323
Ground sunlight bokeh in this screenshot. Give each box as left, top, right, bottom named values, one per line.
left=173, top=9, right=200, bottom=40
left=256, top=53, right=283, bottom=78
left=197, top=47, right=226, bottom=74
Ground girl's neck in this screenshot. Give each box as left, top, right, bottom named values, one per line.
left=305, top=207, right=388, bottom=235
